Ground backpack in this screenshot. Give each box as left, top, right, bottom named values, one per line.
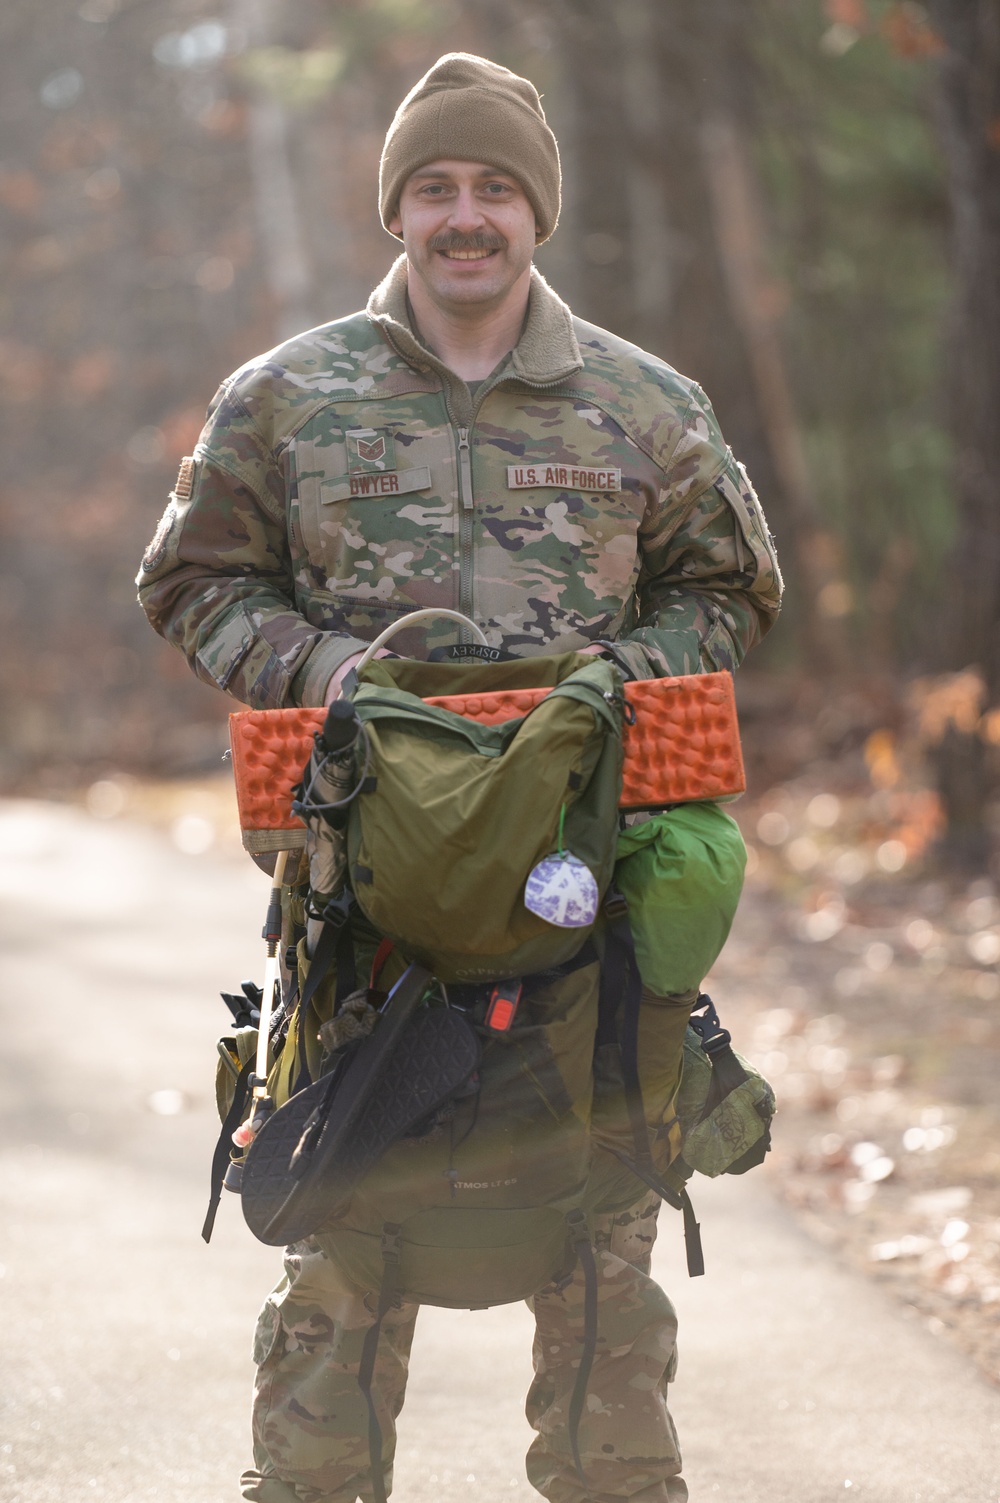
left=245, top=654, right=636, bottom=1298
left=206, top=652, right=770, bottom=1500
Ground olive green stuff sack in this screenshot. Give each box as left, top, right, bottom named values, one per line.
left=669, top=1025, right=776, bottom=1184
left=346, top=654, right=625, bottom=983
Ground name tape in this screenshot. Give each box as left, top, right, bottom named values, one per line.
left=322, top=466, right=431, bottom=504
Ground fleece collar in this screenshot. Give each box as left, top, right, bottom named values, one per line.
left=366, top=254, right=583, bottom=392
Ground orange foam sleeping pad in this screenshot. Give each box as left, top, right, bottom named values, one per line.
left=230, top=671, right=745, bottom=854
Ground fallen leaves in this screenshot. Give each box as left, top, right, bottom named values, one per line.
left=713, top=759, right=1000, bottom=1383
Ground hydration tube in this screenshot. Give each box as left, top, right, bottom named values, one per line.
left=341, top=608, right=489, bottom=695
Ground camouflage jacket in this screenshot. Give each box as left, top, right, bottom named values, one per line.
left=137, top=256, right=782, bottom=708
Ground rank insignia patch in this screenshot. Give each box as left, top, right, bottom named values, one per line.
left=346, top=428, right=395, bottom=475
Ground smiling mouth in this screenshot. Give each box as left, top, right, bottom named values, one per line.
left=439, top=248, right=496, bottom=261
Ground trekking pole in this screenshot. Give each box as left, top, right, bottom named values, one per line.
left=230, top=847, right=290, bottom=1156
left=252, top=845, right=289, bottom=1103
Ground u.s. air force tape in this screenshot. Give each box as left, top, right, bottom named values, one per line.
left=507, top=464, right=621, bottom=492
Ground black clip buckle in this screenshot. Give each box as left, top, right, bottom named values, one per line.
left=602, top=889, right=629, bottom=921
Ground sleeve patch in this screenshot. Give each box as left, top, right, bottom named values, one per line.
left=140, top=502, right=176, bottom=574
left=175, top=455, right=196, bottom=501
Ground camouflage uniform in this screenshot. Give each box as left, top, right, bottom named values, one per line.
left=242, top=1191, right=684, bottom=1503
left=137, top=256, right=781, bottom=1503
left=137, top=256, right=781, bottom=702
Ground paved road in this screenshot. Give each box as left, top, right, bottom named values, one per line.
left=1, top=800, right=998, bottom=1503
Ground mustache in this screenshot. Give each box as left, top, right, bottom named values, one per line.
left=428, top=231, right=506, bottom=253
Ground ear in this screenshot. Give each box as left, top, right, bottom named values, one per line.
left=388, top=209, right=403, bottom=236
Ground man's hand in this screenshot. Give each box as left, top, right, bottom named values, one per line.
left=324, top=648, right=393, bottom=705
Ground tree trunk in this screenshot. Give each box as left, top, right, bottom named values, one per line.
left=231, top=0, right=315, bottom=340
left=926, top=0, right=1000, bottom=863
left=643, top=0, right=852, bottom=677
left=551, top=0, right=637, bottom=338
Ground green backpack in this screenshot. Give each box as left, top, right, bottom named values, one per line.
left=218, top=657, right=764, bottom=1280
left=208, top=652, right=767, bottom=1498
left=255, top=653, right=642, bottom=1301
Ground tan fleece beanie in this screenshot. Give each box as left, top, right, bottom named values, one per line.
left=379, top=53, right=561, bottom=244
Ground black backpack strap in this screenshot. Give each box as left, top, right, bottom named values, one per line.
left=201, top=1056, right=255, bottom=1243
left=357, top=1222, right=403, bottom=1503
left=688, top=993, right=750, bottom=1118
left=333, top=910, right=357, bottom=1004
left=600, top=888, right=653, bottom=1176
left=289, top=896, right=357, bottom=1096
left=657, top=1175, right=705, bottom=1278
left=565, top=1209, right=598, bottom=1493
left=600, top=890, right=708, bottom=1277
left=604, top=1147, right=706, bottom=1279
left=675, top=1188, right=704, bottom=1277
left=298, top=896, right=353, bottom=1017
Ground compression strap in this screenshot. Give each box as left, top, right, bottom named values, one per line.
left=565, top=1209, right=599, bottom=1492
left=357, top=1223, right=403, bottom=1503
left=201, top=1056, right=254, bottom=1244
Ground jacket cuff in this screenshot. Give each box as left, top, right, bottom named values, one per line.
left=289, top=632, right=369, bottom=707
left=600, top=638, right=656, bottom=681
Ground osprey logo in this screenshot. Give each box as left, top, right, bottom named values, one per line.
left=347, top=427, right=395, bottom=474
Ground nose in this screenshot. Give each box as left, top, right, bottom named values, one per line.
left=447, top=185, right=486, bottom=232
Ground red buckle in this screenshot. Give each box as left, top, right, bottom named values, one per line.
left=369, top=937, right=395, bottom=990
left=486, top=980, right=522, bottom=1032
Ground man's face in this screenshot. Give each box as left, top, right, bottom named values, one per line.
left=389, top=160, right=538, bottom=314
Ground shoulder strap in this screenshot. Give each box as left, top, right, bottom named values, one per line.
left=599, top=887, right=653, bottom=1175
left=357, top=1223, right=403, bottom=1503
left=201, top=1056, right=255, bottom=1243
left=289, top=897, right=358, bottom=1096
left=599, top=889, right=707, bottom=1276
left=565, top=1209, right=599, bottom=1490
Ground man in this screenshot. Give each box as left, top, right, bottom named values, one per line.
left=139, top=52, right=781, bottom=1503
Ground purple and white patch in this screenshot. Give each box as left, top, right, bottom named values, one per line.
left=524, top=851, right=599, bottom=929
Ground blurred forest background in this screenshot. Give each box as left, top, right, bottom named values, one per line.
left=4, top=0, right=1000, bottom=1374
left=2, top=0, right=999, bottom=867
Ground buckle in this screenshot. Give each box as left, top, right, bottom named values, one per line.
left=318, top=893, right=352, bottom=929
left=602, top=889, right=629, bottom=921
left=381, top=1223, right=403, bottom=1263
left=485, top=980, right=522, bottom=1032
left=565, top=1208, right=590, bottom=1245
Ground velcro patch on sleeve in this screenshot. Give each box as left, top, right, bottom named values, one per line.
left=507, top=464, right=621, bottom=492
left=174, top=456, right=196, bottom=501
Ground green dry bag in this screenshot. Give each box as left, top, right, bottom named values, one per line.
left=614, top=802, right=747, bottom=994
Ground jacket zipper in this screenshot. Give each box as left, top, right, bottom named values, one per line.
left=456, top=425, right=475, bottom=639
left=449, top=376, right=568, bottom=646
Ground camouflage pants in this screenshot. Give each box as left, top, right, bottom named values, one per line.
left=241, top=1191, right=686, bottom=1503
